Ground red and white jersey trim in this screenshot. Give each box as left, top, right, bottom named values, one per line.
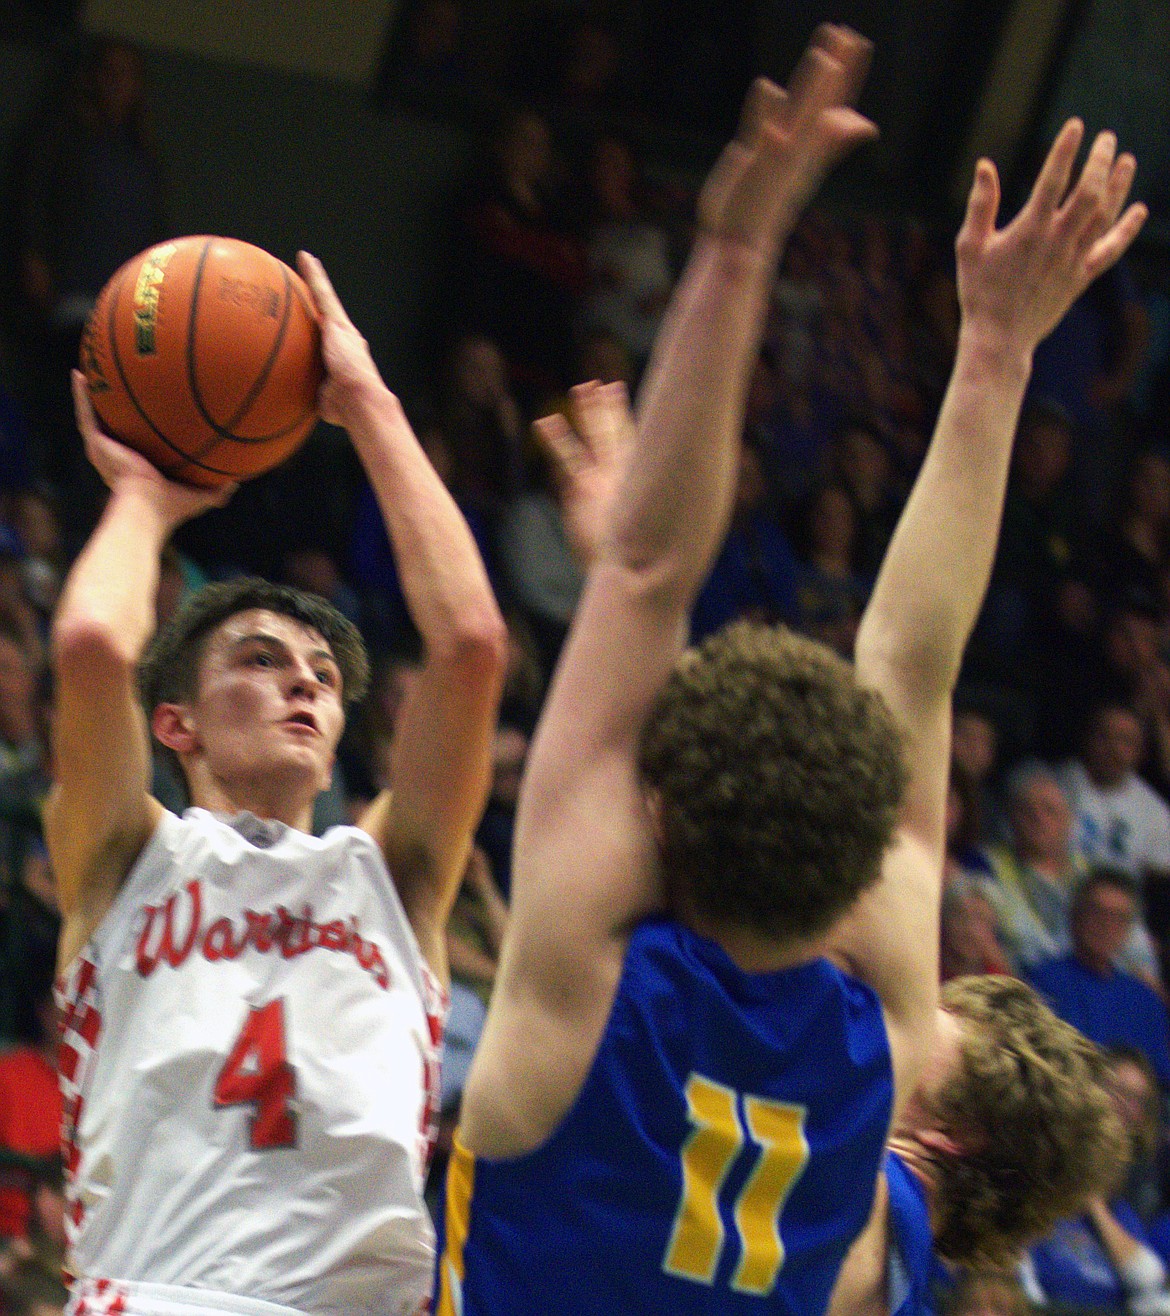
left=66, top=1278, right=306, bottom=1315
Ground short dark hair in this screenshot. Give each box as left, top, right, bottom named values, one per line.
left=140, top=579, right=370, bottom=783
left=1072, top=864, right=1140, bottom=916
left=0, top=1258, right=69, bottom=1316
left=638, top=621, right=907, bottom=941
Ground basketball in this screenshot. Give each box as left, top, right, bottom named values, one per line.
left=79, top=236, right=323, bottom=488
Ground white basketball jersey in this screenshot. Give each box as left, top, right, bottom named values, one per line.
left=55, top=808, right=446, bottom=1316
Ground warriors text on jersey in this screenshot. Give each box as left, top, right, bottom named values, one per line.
left=56, top=808, right=445, bottom=1316
left=438, top=916, right=893, bottom=1314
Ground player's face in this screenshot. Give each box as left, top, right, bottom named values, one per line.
left=188, top=609, right=345, bottom=797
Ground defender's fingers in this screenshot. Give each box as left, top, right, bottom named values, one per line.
left=1026, top=119, right=1084, bottom=218
left=958, top=159, right=1001, bottom=250
left=736, top=78, right=786, bottom=148
left=575, top=379, right=633, bottom=459
left=1084, top=202, right=1148, bottom=281
left=1099, top=153, right=1138, bottom=231
left=816, top=25, right=873, bottom=107
left=532, top=412, right=585, bottom=478
left=1059, top=130, right=1117, bottom=239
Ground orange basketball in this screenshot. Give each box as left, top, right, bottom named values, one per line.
left=80, top=236, right=323, bottom=488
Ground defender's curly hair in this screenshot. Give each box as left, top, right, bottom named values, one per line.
left=140, top=577, right=370, bottom=716
left=931, top=976, right=1127, bottom=1266
left=637, top=621, right=907, bottom=940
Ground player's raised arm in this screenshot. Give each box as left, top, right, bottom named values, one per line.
left=297, top=254, right=507, bottom=981
left=463, top=27, right=876, bottom=1153
left=832, top=121, right=1147, bottom=1094
left=47, top=373, right=232, bottom=969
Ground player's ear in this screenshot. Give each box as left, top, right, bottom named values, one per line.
left=918, top=1126, right=966, bottom=1160
left=152, top=702, right=198, bottom=754
left=643, top=787, right=666, bottom=849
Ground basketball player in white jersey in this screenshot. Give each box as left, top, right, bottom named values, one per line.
left=47, top=253, right=507, bottom=1316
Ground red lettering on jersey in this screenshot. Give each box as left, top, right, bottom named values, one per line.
left=136, top=881, right=203, bottom=975
left=202, top=917, right=244, bottom=961
left=318, top=919, right=348, bottom=951
left=132, top=884, right=392, bottom=988
left=243, top=909, right=274, bottom=951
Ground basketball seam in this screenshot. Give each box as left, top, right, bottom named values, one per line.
left=105, top=256, right=235, bottom=481
left=221, top=263, right=291, bottom=433
left=186, top=244, right=317, bottom=447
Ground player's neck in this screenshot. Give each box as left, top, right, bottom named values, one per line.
left=187, top=767, right=316, bottom=833
left=689, top=914, right=827, bottom=974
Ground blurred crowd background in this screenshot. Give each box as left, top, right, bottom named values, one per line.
left=0, top=1, right=1169, bottom=1313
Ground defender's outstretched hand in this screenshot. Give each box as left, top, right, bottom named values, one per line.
left=297, top=251, right=385, bottom=428
left=957, top=119, right=1147, bottom=358
left=533, top=380, right=636, bottom=569
left=697, top=25, right=876, bottom=253
left=72, top=370, right=234, bottom=525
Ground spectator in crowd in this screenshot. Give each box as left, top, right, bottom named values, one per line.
left=1024, top=1194, right=1170, bottom=1315
left=16, top=38, right=168, bottom=514
left=939, top=877, right=1011, bottom=981
left=1101, top=449, right=1170, bottom=609
left=474, top=721, right=528, bottom=901
left=460, top=106, right=587, bottom=400
left=1103, top=1047, right=1165, bottom=1225
left=951, top=699, right=1000, bottom=826
left=1060, top=701, right=1170, bottom=878
left=441, top=845, right=508, bottom=1118
left=830, top=418, right=902, bottom=579
left=691, top=429, right=801, bottom=641
left=943, top=764, right=991, bottom=885
left=1028, top=867, right=1170, bottom=1090
left=437, top=334, right=525, bottom=519
left=580, top=135, right=673, bottom=369
left=280, top=548, right=362, bottom=629
left=1024, top=1049, right=1170, bottom=1313
left=10, top=486, right=64, bottom=618
left=0, top=939, right=59, bottom=1241
left=498, top=442, right=584, bottom=673
left=791, top=480, right=869, bottom=656
left=982, top=760, right=1160, bottom=981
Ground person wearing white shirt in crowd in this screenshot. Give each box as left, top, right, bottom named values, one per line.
left=1060, top=701, right=1170, bottom=880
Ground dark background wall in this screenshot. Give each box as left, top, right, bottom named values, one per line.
left=0, top=0, right=1168, bottom=400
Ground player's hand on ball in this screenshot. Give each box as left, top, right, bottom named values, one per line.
left=296, top=252, right=385, bottom=427
left=72, top=370, right=235, bottom=523
left=533, top=380, right=636, bottom=570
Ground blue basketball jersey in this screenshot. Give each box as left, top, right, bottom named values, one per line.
left=886, top=1152, right=935, bottom=1316
left=438, top=916, right=893, bottom=1314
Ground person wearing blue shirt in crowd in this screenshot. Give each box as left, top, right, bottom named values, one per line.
left=1028, top=866, right=1170, bottom=1090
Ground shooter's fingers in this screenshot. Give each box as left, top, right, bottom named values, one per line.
left=296, top=251, right=350, bottom=325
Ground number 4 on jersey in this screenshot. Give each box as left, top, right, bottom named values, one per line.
left=214, top=999, right=298, bottom=1149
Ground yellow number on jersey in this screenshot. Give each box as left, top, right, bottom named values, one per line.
left=662, top=1073, right=809, bottom=1294
left=732, top=1097, right=810, bottom=1294
left=662, top=1075, right=742, bottom=1283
